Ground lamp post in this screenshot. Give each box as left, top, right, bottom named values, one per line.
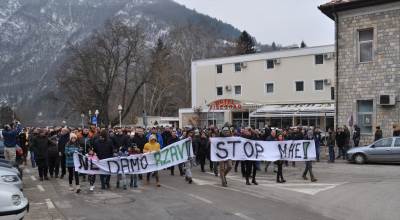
left=80, top=113, right=85, bottom=129
left=118, top=104, right=123, bottom=127
left=95, top=109, right=99, bottom=127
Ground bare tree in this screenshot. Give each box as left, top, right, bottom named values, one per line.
left=58, top=20, right=149, bottom=126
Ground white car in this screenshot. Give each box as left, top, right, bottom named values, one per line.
left=0, top=183, right=28, bottom=220
left=0, top=168, right=22, bottom=190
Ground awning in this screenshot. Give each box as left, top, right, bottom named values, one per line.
left=250, top=103, right=335, bottom=118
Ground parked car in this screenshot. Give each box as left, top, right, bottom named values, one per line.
left=0, top=183, right=29, bottom=219
left=0, top=167, right=22, bottom=190
left=347, top=137, right=400, bottom=164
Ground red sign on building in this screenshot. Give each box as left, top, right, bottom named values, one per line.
left=208, top=99, right=242, bottom=110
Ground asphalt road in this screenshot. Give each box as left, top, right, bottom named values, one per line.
left=22, top=159, right=400, bottom=220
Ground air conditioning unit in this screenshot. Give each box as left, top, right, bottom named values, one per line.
left=379, top=94, right=396, bottom=106
left=324, top=79, right=332, bottom=85
left=240, top=62, right=247, bottom=68
left=225, top=85, right=232, bottom=91
left=324, top=53, right=333, bottom=60
left=274, top=59, right=281, bottom=65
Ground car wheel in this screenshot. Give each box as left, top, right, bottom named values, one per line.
left=354, top=154, right=366, bottom=164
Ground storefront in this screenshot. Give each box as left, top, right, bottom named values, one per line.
left=250, top=103, right=335, bottom=130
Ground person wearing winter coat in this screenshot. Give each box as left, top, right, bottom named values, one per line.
left=353, top=125, right=361, bottom=147
left=58, top=128, right=70, bottom=179
left=302, top=129, right=317, bottom=182
left=2, top=122, right=22, bottom=164
left=146, top=127, right=164, bottom=148
left=335, top=127, right=346, bottom=159
left=374, top=126, right=383, bottom=141
left=47, top=130, right=59, bottom=178
left=313, top=128, right=322, bottom=162
left=31, top=128, right=50, bottom=181
left=144, top=135, right=161, bottom=187
left=93, top=130, right=114, bottom=189
left=326, top=128, right=336, bottom=163
left=86, top=148, right=98, bottom=191
left=65, top=133, right=81, bottom=193
left=167, top=130, right=183, bottom=176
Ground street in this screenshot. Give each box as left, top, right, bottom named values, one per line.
left=22, top=158, right=400, bottom=220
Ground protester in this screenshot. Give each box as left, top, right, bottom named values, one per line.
left=327, top=128, right=336, bottom=163
left=65, top=133, right=81, bottom=193
left=303, top=130, right=317, bottom=182
left=335, top=127, right=346, bottom=160
left=144, top=134, right=161, bottom=187
left=313, top=127, right=322, bottom=162
left=18, top=128, right=29, bottom=165
left=47, top=130, right=60, bottom=178
left=276, top=134, right=286, bottom=183
left=93, top=129, right=114, bottom=189
left=243, top=128, right=258, bottom=185
left=167, top=130, right=183, bottom=176
left=127, top=146, right=140, bottom=188
left=2, top=122, right=22, bottom=164
left=58, top=128, right=70, bottom=179
left=219, top=127, right=232, bottom=187
left=30, top=128, right=50, bottom=181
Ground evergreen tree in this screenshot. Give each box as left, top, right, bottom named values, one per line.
left=300, top=40, right=307, bottom=48
left=235, top=31, right=256, bottom=55
left=271, top=41, right=277, bottom=51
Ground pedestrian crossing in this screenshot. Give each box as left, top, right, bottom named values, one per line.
left=195, top=172, right=345, bottom=196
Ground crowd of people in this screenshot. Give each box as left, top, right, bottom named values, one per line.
left=2, top=120, right=381, bottom=194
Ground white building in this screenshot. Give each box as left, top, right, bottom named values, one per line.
left=179, top=45, right=336, bottom=129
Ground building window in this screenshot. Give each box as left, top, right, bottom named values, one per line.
left=331, top=87, right=335, bottom=100
left=315, top=54, right=324, bottom=64
left=359, top=29, right=373, bottom=62
left=265, top=83, right=274, bottom=94
left=216, top=87, right=223, bottom=96
left=357, top=100, right=373, bottom=133
left=266, top=59, right=274, bottom=69
left=234, top=85, right=241, bottom=95
left=216, top=64, right=222, bottom=74
left=314, top=80, right=324, bottom=90
left=234, top=63, right=241, bottom=72
left=295, top=81, right=304, bottom=92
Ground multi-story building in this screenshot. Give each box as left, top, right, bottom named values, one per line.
left=179, top=45, right=335, bottom=129
left=319, top=0, right=400, bottom=144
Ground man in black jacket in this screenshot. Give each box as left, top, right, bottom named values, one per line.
left=167, top=130, right=183, bottom=175
left=93, top=130, right=114, bottom=189
left=31, top=129, right=50, bottom=181
left=57, top=128, right=70, bottom=179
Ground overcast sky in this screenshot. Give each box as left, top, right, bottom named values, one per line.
left=174, top=0, right=334, bottom=46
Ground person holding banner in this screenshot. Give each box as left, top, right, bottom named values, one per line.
left=276, top=134, right=286, bottom=183
left=86, top=148, right=98, bottom=191
left=93, top=130, right=114, bottom=189
left=243, top=128, right=258, bottom=185
left=144, top=135, right=161, bottom=187
left=65, top=133, right=81, bottom=193
left=303, top=129, right=317, bottom=182
left=167, top=130, right=184, bottom=176
left=219, top=127, right=232, bottom=187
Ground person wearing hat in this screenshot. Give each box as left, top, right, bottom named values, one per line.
left=219, top=126, right=232, bottom=187
left=144, top=134, right=161, bottom=187
left=146, top=127, right=164, bottom=148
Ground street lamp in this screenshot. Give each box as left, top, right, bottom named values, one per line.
left=80, top=113, right=85, bottom=129
left=95, top=109, right=99, bottom=127
left=118, top=104, right=123, bottom=127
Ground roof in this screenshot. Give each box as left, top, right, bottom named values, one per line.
left=319, top=0, right=400, bottom=19
left=193, top=44, right=334, bottom=67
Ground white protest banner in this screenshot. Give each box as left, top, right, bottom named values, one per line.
left=210, top=137, right=316, bottom=162
left=73, top=138, right=193, bottom=175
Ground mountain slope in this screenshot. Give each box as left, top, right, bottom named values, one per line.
left=0, top=0, right=241, bottom=125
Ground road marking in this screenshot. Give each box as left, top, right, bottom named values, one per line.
left=45, top=198, right=55, bottom=209
left=188, top=193, right=213, bottom=204
left=37, top=184, right=45, bottom=192
left=162, top=184, right=214, bottom=204
left=211, top=185, right=265, bottom=199
left=234, top=212, right=255, bottom=220
left=30, top=175, right=37, bottom=181
left=192, top=178, right=215, bottom=186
